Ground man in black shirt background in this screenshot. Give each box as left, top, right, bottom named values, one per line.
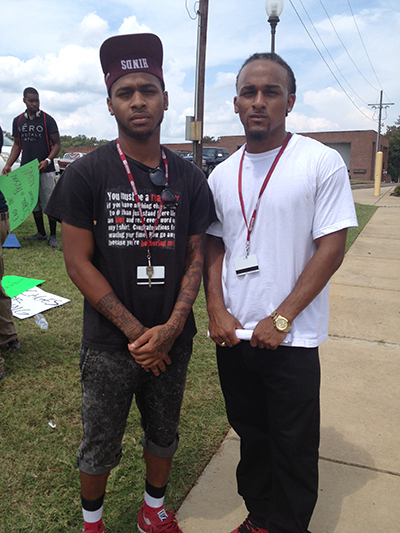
left=2, top=88, right=61, bottom=247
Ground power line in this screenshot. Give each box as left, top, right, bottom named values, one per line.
left=297, top=0, right=370, bottom=105
left=288, top=0, right=374, bottom=122
left=318, top=0, right=380, bottom=93
left=346, top=0, right=383, bottom=92
left=185, top=0, right=199, bottom=20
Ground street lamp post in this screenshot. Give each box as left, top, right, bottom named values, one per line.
left=265, top=0, right=284, bottom=53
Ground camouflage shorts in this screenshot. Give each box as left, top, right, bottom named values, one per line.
left=77, top=341, right=192, bottom=475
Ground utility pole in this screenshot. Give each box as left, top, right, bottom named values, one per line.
left=368, top=91, right=394, bottom=195
left=193, top=0, right=209, bottom=170
left=368, top=90, right=394, bottom=154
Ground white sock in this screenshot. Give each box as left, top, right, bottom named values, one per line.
left=144, top=491, right=165, bottom=509
left=82, top=506, right=103, bottom=523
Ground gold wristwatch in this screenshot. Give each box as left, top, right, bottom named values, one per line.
left=270, top=310, right=292, bottom=333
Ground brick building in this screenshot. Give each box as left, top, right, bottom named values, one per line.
left=164, top=130, right=390, bottom=182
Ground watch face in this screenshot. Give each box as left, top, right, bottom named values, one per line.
left=276, top=318, right=288, bottom=331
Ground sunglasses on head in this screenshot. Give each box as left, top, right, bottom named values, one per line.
left=148, top=167, right=178, bottom=207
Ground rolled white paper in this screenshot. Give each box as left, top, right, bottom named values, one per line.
left=207, top=329, right=254, bottom=341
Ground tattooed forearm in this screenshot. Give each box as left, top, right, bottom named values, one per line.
left=172, top=264, right=202, bottom=330
left=179, top=233, right=205, bottom=290
left=186, top=232, right=204, bottom=256
left=97, top=291, right=145, bottom=340
left=166, top=233, right=205, bottom=336
left=178, top=261, right=203, bottom=298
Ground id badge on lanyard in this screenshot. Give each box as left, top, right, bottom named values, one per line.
left=234, top=254, right=259, bottom=276
left=116, top=140, right=168, bottom=288
left=234, top=133, right=291, bottom=276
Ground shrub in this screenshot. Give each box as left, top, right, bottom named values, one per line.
left=392, top=184, right=400, bottom=196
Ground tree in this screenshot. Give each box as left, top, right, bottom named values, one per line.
left=384, top=116, right=400, bottom=182
left=58, top=135, right=109, bottom=157
left=202, top=135, right=221, bottom=143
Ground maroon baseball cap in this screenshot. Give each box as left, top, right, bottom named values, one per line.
left=100, top=33, right=164, bottom=92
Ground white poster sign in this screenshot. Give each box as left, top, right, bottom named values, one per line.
left=11, top=287, right=70, bottom=319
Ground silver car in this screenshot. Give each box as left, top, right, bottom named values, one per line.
left=0, top=136, right=21, bottom=173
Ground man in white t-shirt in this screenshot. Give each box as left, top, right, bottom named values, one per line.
left=204, top=53, right=357, bottom=533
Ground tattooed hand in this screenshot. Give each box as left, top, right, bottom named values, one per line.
left=127, top=324, right=177, bottom=376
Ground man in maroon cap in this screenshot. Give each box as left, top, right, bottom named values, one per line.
left=45, top=33, right=216, bottom=533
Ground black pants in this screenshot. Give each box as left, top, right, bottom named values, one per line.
left=217, top=343, right=320, bottom=533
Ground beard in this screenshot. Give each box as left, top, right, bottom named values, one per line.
left=117, top=114, right=164, bottom=141
left=246, top=129, right=270, bottom=143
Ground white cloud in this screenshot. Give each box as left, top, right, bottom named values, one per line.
left=118, top=15, right=151, bottom=35
left=212, top=72, right=237, bottom=92
left=0, top=0, right=399, bottom=142
left=301, top=87, right=376, bottom=131
left=287, top=112, right=339, bottom=133
left=71, top=12, right=109, bottom=47
left=55, top=99, right=113, bottom=139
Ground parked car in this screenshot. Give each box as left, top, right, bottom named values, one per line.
left=172, top=150, right=192, bottom=158
left=0, top=136, right=21, bottom=173
left=183, top=153, right=206, bottom=172
left=55, top=152, right=86, bottom=175
left=202, top=147, right=229, bottom=176
left=184, top=147, right=229, bottom=177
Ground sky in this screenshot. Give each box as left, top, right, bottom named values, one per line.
left=0, top=0, right=399, bottom=145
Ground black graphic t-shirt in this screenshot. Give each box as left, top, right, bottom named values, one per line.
left=45, top=141, right=217, bottom=351
left=12, top=111, right=59, bottom=172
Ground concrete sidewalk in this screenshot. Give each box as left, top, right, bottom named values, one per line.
left=178, top=185, right=400, bottom=532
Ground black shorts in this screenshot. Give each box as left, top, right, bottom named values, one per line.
left=77, top=341, right=192, bottom=475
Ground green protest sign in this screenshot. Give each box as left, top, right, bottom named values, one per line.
left=2, top=275, right=44, bottom=298
left=0, top=160, right=39, bottom=231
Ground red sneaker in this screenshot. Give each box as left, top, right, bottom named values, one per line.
left=83, top=518, right=105, bottom=533
left=137, top=504, right=183, bottom=533
left=230, top=517, right=268, bottom=533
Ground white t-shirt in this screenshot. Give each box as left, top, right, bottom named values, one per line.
left=207, top=133, right=358, bottom=347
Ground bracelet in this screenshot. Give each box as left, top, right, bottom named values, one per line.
left=45, top=158, right=52, bottom=165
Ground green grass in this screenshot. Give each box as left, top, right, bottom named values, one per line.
left=0, top=202, right=375, bottom=532
left=346, top=203, right=378, bottom=251
left=0, top=216, right=228, bottom=533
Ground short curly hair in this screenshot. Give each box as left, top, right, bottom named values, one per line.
left=23, top=87, right=39, bottom=98
left=236, top=53, right=296, bottom=96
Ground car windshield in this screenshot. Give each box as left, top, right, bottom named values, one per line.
left=203, top=148, right=216, bottom=156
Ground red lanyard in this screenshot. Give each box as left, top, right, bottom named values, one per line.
left=238, top=132, right=291, bottom=257
left=116, top=139, right=168, bottom=252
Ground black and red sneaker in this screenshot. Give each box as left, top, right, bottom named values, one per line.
left=230, top=517, right=269, bottom=533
